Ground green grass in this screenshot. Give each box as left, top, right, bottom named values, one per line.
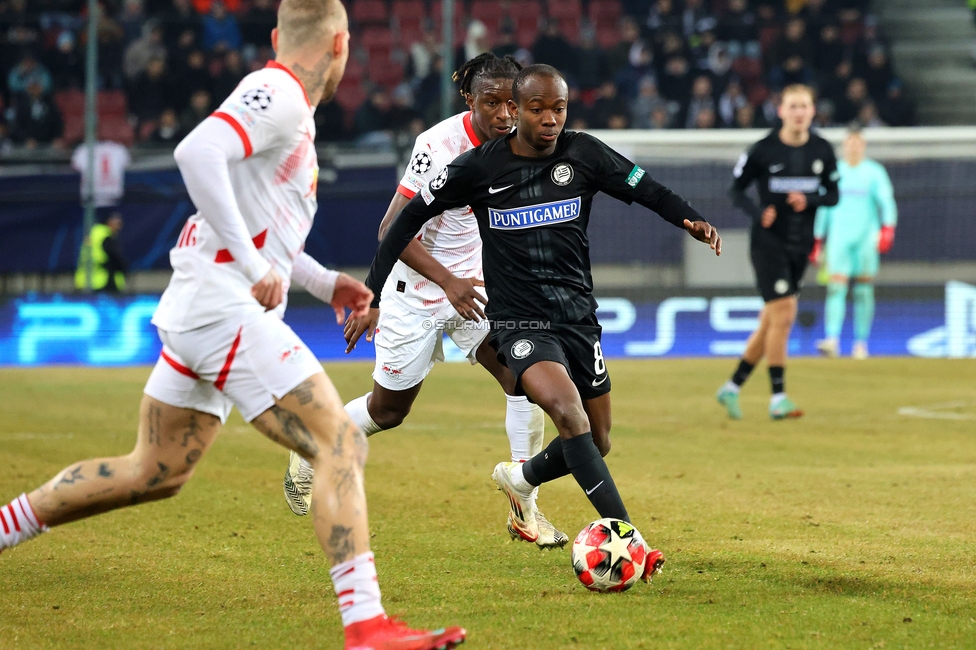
left=2, top=359, right=976, bottom=649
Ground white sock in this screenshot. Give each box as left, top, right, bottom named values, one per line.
left=505, top=395, right=544, bottom=462
left=723, top=380, right=741, bottom=395
left=330, top=551, right=385, bottom=627
left=345, top=393, right=383, bottom=437
left=770, top=392, right=786, bottom=406
left=0, top=494, right=48, bottom=550
left=510, top=462, right=535, bottom=497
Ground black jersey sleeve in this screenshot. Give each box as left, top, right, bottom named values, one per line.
left=807, top=142, right=840, bottom=209
left=364, top=160, right=475, bottom=306
left=728, top=143, right=764, bottom=221
left=578, top=133, right=703, bottom=228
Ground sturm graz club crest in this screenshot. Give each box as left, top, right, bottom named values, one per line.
left=410, top=151, right=433, bottom=175
left=551, top=163, right=574, bottom=186
left=241, top=88, right=273, bottom=111
left=429, top=167, right=448, bottom=191
left=511, top=339, right=534, bottom=359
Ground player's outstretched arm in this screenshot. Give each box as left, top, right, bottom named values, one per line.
left=683, top=219, right=722, bottom=256
left=174, top=118, right=279, bottom=308
left=293, top=252, right=372, bottom=325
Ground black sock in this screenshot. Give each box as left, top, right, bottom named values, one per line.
left=562, top=433, right=630, bottom=523
left=731, top=359, right=755, bottom=386
left=522, top=437, right=570, bottom=487
left=769, top=366, right=785, bottom=394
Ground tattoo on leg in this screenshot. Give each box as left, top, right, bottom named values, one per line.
left=98, top=462, right=114, bottom=478
left=185, top=449, right=202, bottom=466
left=146, top=462, right=170, bottom=488
left=55, top=464, right=85, bottom=489
left=86, top=487, right=114, bottom=499
left=290, top=379, right=316, bottom=406
left=332, top=467, right=356, bottom=507
left=326, top=525, right=355, bottom=564
left=147, top=404, right=162, bottom=446
left=270, top=405, right=319, bottom=458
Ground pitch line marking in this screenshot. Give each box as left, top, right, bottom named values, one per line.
left=897, top=401, right=974, bottom=420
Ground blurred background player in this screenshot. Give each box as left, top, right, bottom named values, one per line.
left=74, top=212, right=128, bottom=293
left=0, top=2, right=466, bottom=648
left=718, top=84, right=839, bottom=420
left=361, top=64, right=722, bottom=581
left=284, top=52, right=570, bottom=549
left=812, top=129, right=898, bottom=359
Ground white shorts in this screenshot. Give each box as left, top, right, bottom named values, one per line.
left=144, top=311, right=324, bottom=423
left=372, top=294, right=489, bottom=390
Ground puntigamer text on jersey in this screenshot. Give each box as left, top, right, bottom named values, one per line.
left=488, top=197, right=581, bottom=230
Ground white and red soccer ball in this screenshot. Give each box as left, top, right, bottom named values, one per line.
left=571, top=518, right=648, bottom=592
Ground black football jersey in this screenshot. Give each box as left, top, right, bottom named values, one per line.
left=729, top=130, right=839, bottom=253
left=365, top=130, right=703, bottom=324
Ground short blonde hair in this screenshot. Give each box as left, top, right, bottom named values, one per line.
left=780, top=84, right=816, bottom=104
left=277, top=0, right=346, bottom=52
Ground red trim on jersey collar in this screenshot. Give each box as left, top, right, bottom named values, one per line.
left=266, top=60, right=313, bottom=108
left=462, top=111, right=482, bottom=147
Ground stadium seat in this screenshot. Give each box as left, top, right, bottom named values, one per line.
left=596, top=26, right=617, bottom=50
left=469, top=1, right=502, bottom=42
left=510, top=0, right=542, bottom=47
left=368, top=57, right=405, bottom=89
left=61, top=114, right=85, bottom=145
left=351, top=0, right=389, bottom=27
left=547, top=0, right=581, bottom=20
left=97, top=115, right=135, bottom=147
left=53, top=90, right=85, bottom=118
left=758, top=26, right=780, bottom=56
left=335, top=79, right=367, bottom=115
left=430, top=1, right=466, bottom=46
left=97, top=90, right=127, bottom=117
left=138, top=120, right=158, bottom=142
left=731, top=56, right=762, bottom=84
left=587, top=0, right=622, bottom=32
left=359, top=26, right=395, bottom=59
left=391, top=0, right=426, bottom=46
left=343, top=57, right=365, bottom=84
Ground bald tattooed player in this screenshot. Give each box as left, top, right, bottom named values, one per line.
left=361, top=65, right=722, bottom=582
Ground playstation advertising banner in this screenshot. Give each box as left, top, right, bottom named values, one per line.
left=1, top=283, right=972, bottom=367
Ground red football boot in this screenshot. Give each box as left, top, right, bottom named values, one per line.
left=641, top=547, right=666, bottom=583
left=344, top=614, right=466, bottom=650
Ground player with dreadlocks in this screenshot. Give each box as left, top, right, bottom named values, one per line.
left=283, top=53, right=571, bottom=549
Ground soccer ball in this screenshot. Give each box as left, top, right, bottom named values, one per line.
left=571, top=518, right=648, bottom=592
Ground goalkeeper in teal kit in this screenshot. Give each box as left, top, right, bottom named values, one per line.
left=811, top=130, right=897, bottom=359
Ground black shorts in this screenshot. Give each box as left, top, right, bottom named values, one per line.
left=751, top=233, right=809, bottom=303
left=490, top=313, right=611, bottom=401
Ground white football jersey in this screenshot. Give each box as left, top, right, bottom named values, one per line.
left=71, top=141, right=131, bottom=207
left=153, top=62, right=318, bottom=332
left=386, top=111, right=484, bottom=310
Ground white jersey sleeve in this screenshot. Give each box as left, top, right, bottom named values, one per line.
left=212, top=72, right=307, bottom=159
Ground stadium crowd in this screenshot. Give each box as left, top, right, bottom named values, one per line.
left=0, top=0, right=915, bottom=150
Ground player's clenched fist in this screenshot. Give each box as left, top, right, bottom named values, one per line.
left=332, top=273, right=373, bottom=325
left=252, top=269, right=284, bottom=310
left=761, top=205, right=777, bottom=228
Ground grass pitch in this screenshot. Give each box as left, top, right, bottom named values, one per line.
left=1, top=358, right=975, bottom=649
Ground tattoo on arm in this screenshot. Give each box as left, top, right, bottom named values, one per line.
left=185, top=449, right=202, bottom=466
left=181, top=414, right=206, bottom=448
left=325, top=525, right=355, bottom=564
left=147, top=404, right=162, bottom=446
left=98, top=462, right=114, bottom=478
left=54, top=465, right=85, bottom=489
left=146, top=462, right=170, bottom=488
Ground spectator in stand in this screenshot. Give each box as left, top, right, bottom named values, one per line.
left=46, top=31, right=85, bottom=91
left=96, top=5, right=126, bottom=89
left=718, top=78, right=748, bottom=127
left=567, top=84, right=589, bottom=129
left=798, top=0, right=831, bottom=34
left=240, top=0, right=277, bottom=48
left=630, top=76, right=667, bottom=128
left=123, top=23, right=167, bottom=80
left=857, top=101, right=885, bottom=127
left=658, top=54, right=693, bottom=106
left=590, top=80, right=629, bottom=129
left=616, top=41, right=655, bottom=101
left=733, top=103, right=762, bottom=128
left=532, top=18, right=577, bottom=75
left=880, top=79, right=914, bottom=127
left=681, top=0, right=718, bottom=39
left=684, top=74, right=715, bottom=128
left=760, top=87, right=781, bottom=126
left=409, top=29, right=440, bottom=83
left=8, top=80, right=62, bottom=148
left=173, top=49, right=211, bottom=111
left=692, top=106, right=717, bottom=129
left=160, top=0, right=201, bottom=49
left=389, top=84, right=421, bottom=133
left=646, top=0, right=683, bottom=45
left=180, top=87, right=212, bottom=132
left=860, top=45, right=893, bottom=101
left=605, top=17, right=640, bottom=80
left=119, top=0, right=148, bottom=47
left=0, top=120, right=14, bottom=155
left=718, top=0, right=760, bottom=60
left=211, top=49, right=245, bottom=100
left=192, top=0, right=241, bottom=13
left=355, top=89, right=393, bottom=138
left=576, top=27, right=609, bottom=93
left=149, top=107, right=184, bottom=143
left=648, top=104, right=673, bottom=129
left=130, top=57, right=173, bottom=123
left=813, top=98, right=837, bottom=128
left=456, top=20, right=490, bottom=70
left=8, top=53, right=52, bottom=97
left=314, top=99, right=348, bottom=142
left=607, top=113, right=629, bottom=129
left=493, top=24, right=519, bottom=59
left=769, top=18, right=813, bottom=88
left=813, top=22, right=845, bottom=81
left=0, top=0, right=41, bottom=67
left=835, top=77, right=869, bottom=124
left=415, top=54, right=444, bottom=122
left=201, top=1, right=241, bottom=52
left=823, top=59, right=853, bottom=106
